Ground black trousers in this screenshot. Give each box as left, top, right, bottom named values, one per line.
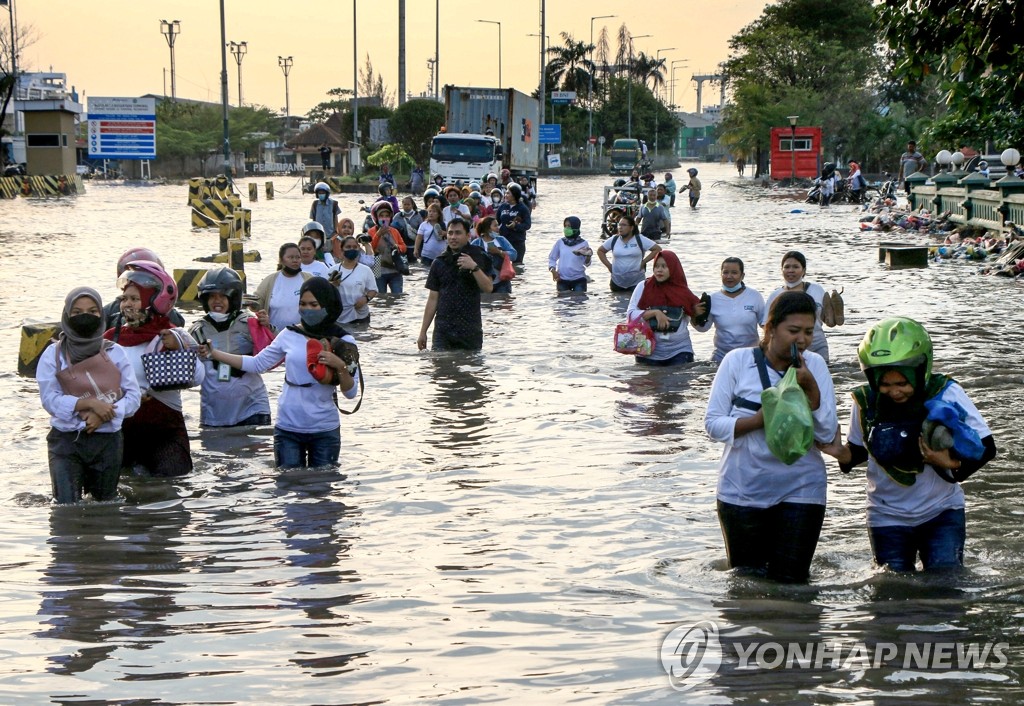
left=717, top=499, right=825, bottom=583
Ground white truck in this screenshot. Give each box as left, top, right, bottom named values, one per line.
left=429, top=85, right=541, bottom=189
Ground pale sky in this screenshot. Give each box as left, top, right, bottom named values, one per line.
left=17, top=1, right=769, bottom=116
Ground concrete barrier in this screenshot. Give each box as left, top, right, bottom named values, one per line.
left=19, top=321, right=60, bottom=378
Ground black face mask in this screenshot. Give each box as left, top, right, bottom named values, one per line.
left=281, top=265, right=302, bottom=276
left=67, top=313, right=102, bottom=337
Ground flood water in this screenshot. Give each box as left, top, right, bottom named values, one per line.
left=1, top=164, right=1022, bottom=704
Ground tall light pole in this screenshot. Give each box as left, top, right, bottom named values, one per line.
left=218, top=1, right=231, bottom=179
left=353, top=0, right=359, bottom=173
left=278, top=56, right=293, bottom=130
left=655, top=48, right=675, bottom=102
left=159, top=20, right=181, bottom=101
left=228, top=41, right=247, bottom=106
left=670, top=59, right=687, bottom=158
left=527, top=33, right=550, bottom=121
left=477, top=20, right=502, bottom=88
left=653, top=48, right=674, bottom=157
left=434, top=0, right=440, bottom=100
left=589, top=14, right=615, bottom=168
left=788, top=115, right=799, bottom=185
left=539, top=0, right=547, bottom=128
left=627, top=34, right=650, bottom=139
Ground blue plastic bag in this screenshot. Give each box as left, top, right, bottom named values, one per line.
left=923, top=398, right=984, bottom=460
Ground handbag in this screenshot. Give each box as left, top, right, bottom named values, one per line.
left=499, top=253, right=516, bottom=282
left=391, top=247, right=411, bottom=275
left=54, top=344, right=123, bottom=404
left=141, top=340, right=198, bottom=391
left=613, top=318, right=656, bottom=356
left=649, top=306, right=685, bottom=333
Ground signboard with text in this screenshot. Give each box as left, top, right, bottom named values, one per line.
left=551, top=91, right=576, bottom=105
left=539, top=124, right=562, bottom=144
left=87, top=97, right=157, bottom=160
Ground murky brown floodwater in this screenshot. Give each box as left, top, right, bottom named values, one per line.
left=1, top=164, right=1022, bottom=704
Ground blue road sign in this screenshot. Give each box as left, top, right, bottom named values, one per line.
left=539, top=124, right=561, bottom=145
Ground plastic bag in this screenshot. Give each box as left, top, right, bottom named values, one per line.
left=761, top=367, right=815, bottom=464
left=613, top=319, right=656, bottom=356
left=499, top=254, right=516, bottom=282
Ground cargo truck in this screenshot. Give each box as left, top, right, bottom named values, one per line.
left=430, top=85, right=541, bottom=190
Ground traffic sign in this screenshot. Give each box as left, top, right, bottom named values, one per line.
left=87, top=97, right=157, bottom=160
left=588, top=136, right=597, bottom=144
left=598, top=136, right=606, bottom=144
left=538, top=124, right=562, bottom=145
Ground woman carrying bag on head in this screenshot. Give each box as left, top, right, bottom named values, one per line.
left=704, top=291, right=838, bottom=583
left=202, top=278, right=360, bottom=469
left=38, top=287, right=141, bottom=503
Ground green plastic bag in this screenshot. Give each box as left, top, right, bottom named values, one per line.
left=761, top=367, right=815, bottom=465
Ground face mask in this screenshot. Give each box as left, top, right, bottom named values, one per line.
left=402, top=209, right=414, bottom=216
left=207, top=311, right=231, bottom=322
left=67, top=313, right=102, bottom=337
left=785, top=276, right=804, bottom=288
left=281, top=265, right=301, bottom=276
left=299, top=308, right=328, bottom=327
left=343, top=249, right=361, bottom=261
left=563, top=227, right=576, bottom=238
left=491, top=196, right=501, bottom=205
left=317, top=193, right=327, bottom=202
left=722, top=282, right=744, bottom=293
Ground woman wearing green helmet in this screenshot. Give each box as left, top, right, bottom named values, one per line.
left=817, top=317, right=996, bottom=572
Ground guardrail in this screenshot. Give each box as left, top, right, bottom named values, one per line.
left=907, top=170, right=1024, bottom=232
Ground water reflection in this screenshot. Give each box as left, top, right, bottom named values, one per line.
left=425, top=353, right=494, bottom=453
left=37, top=501, right=190, bottom=676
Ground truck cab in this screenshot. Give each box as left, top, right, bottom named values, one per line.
left=609, top=138, right=642, bottom=175
left=429, top=133, right=499, bottom=187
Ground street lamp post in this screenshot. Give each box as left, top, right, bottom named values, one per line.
left=159, top=20, right=181, bottom=101
left=653, top=47, right=674, bottom=157
left=228, top=41, right=247, bottom=106
left=788, top=115, right=799, bottom=185
left=278, top=56, right=293, bottom=130
left=589, top=14, right=615, bottom=168
left=526, top=33, right=551, bottom=122
left=477, top=20, right=502, bottom=88
left=218, top=1, right=231, bottom=179
left=627, top=34, right=651, bottom=139
left=670, top=59, right=687, bottom=158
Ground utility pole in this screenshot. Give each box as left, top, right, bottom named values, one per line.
left=228, top=41, right=247, bottom=106
left=589, top=14, right=615, bottom=168
left=627, top=34, right=650, bottom=139
left=477, top=20, right=502, bottom=88
left=434, top=0, right=440, bottom=101
left=159, top=20, right=181, bottom=101
left=539, top=0, right=546, bottom=127
left=218, top=1, right=231, bottom=179
left=353, top=0, right=359, bottom=173
left=278, top=56, right=293, bottom=130
left=398, top=0, right=406, bottom=104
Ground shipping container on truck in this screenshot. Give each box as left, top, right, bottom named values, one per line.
left=429, top=85, right=540, bottom=189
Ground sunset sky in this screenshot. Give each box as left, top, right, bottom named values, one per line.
left=16, top=1, right=770, bottom=116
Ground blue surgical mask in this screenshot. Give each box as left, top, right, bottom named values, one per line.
left=343, top=249, right=361, bottom=261
left=300, top=308, right=328, bottom=327
left=722, top=282, right=744, bottom=293
left=317, top=193, right=327, bottom=202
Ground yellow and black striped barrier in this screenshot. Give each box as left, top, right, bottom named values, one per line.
left=193, top=250, right=262, bottom=264
left=248, top=182, right=258, bottom=202
left=0, top=176, right=19, bottom=199
left=188, top=177, right=204, bottom=204
left=233, top=208, right=252, bottom=238
left=0, top=174, right=82, bottom=199
left=265, top=181, right=274, bottom=199
left=19, top=321, right=60, bottom=378
left=174, top=268, right=246, bottom=303
left=190, top=197, right=235, bottom=228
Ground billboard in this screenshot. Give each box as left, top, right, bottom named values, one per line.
left=87, top=97, right=157, bottom=160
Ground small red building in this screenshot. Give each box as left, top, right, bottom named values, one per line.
left=770, top=126, right=822, bottom=180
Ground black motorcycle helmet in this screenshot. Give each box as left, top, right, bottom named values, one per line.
left=197, top=267, right=244, bottom=313
left=822, top=162, right=836, bottom=177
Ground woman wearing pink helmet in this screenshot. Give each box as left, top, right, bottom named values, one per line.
left=103, top=247, right=186, bottom=326
left=104, top=260, right=204, bottom=477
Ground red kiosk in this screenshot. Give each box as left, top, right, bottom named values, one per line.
left=770, top=125, right=822, bottom=180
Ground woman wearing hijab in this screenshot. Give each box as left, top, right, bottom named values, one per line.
left=202, top=278, right=360, bottom=468
left=38, top=288, right=142, bottom=503
left=105, top=262, right=204, bottom=477
left=626, top=250, right=709, bottom=365
left=548, top=216, right=593, bottom=293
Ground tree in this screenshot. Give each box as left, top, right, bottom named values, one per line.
left=388, top=98, right=445, bottom=166
left=155, top=101, right=280, bottom=176
left=1, top=23, right=38, bottom=141
left=359, top=53, right=394, bottom=109
left=366, top=143, right=414, bottom=172
left=632, top=52, right=666, bottom=91
left=546, top=32, right=596, bottom=95
left=308, top=87, right=353, bottom=124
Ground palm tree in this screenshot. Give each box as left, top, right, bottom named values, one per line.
left=546, top=32, right=596, bottom=94
left=633, top=52, right=667, bottom=91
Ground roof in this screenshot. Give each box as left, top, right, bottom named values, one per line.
left=285, top=122, right=345, bottom=151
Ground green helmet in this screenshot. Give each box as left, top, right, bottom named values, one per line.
left=858, top=317, right=933, bottom=383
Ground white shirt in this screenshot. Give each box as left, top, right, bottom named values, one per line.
left=417, top=220, right=447, bottom=260
left=301, top=260, right=331, bottom=278
left=548, top=238, right=591, bottom=281
left=442, top=203, right=471, bottom=225
left=848, top=382, right=988, bottom=528
left=766, top=282, right=829, bottom=361
left=37, top=343, right=142, bottom=433
left=269, top=272, right=305, bottom=332
left=708, top=286, right=767, bottom=363
left=705, top=347, right=837, bottom=508
left=627, top=280, right=707, bottom=360
left=601, top=233, right=657, bottom=288
left=240, top=328, right=360, bottom=434
left=331, top=263, right=378, bottom=322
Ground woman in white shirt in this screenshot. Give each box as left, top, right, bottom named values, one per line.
left=299, top=236, right=331, bottom=278
left=415, top=204, right=447, bottom=266
left=329, top=235, right=378, bottom=325
left=597, top=215, right=661, bottom=292
left=254, top=243, right=313, bottom=333
left=704, top=290, right=838, bottom=582
left=765, top=250, right=831, bottom=362
left=707, top=257, right=767, bottom=363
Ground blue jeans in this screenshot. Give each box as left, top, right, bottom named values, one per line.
left=717, top=499, right=826, bottom=583
left=869, top=508, right=966, bottom=571
left=491, top=279, right=512, bottom=294
left=376, top=272, right=404, bottom=295
left=636, top=350, right=694, bottom=366
left=274, top=427, right=341, bottom=469
left=557, top=277, right=588, bottom=293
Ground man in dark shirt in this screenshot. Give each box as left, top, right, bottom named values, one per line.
left=319, top=144, right=332, bottom=171
left=418, top=217, right=494, bottom=351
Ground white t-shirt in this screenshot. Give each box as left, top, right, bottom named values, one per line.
left=442, top=203, right=471, bottom=225
left=601, top=234, right=657, bottom=288
left=708, top=286, right=767, bottom=363
left=548, top=238, right=591, bottom=281
left=417, top=220, right=447, bottom=260
left=240, top=328, right=359, bottom=434
left=626, top=280, right=709, bottom=361
left=848, top=381, right=988, bottom=528
left=269, top=272, right=305, bottom=332
left=331, top=263, right=378, bottom=322
left=766, top=282, right=829, bottom=361
left=301, top=260, right=331, bottom=278
left=705, top=347, right=837, bottom=508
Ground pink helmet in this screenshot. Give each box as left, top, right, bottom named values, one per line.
left=117, top=260, right=178, bottom=315
left=116, top=247, right=165, bottom=276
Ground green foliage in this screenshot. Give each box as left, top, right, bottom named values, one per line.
left=366, top=144, right=414, bottom=171
left=155, top=102, right=281, bottom=167
left=307, top=87, right=353, bottom=124
left=388, top=99, right=445, bottom=166
left=595, top=78, right=678, bottom=150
